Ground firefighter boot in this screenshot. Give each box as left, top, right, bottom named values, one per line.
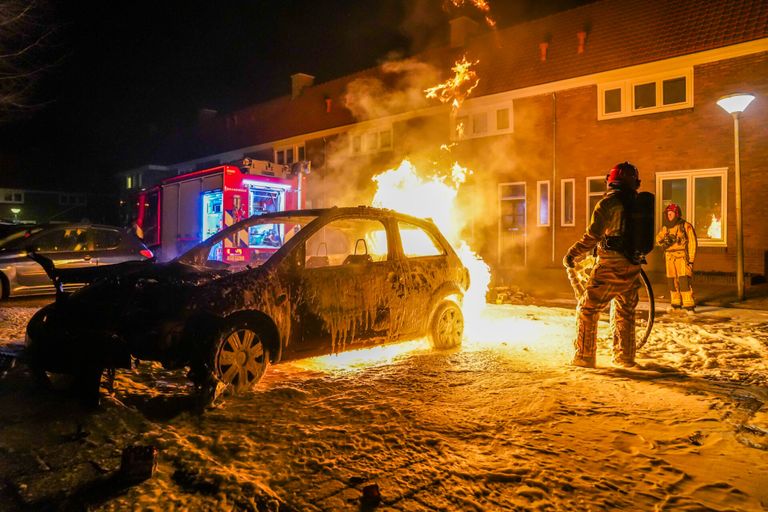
left=573, top=315, right=598, bottom=368
left=668, top=290, right=682, bottom=313
left=681, top=290, right=696, bottom=314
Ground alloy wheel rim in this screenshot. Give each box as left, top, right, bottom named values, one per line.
left=437, top=307, right=463, bottom=346
left=215, top=328, right=266, bottom=394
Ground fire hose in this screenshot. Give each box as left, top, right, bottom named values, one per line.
left=566, top=262, right=655, bottom=349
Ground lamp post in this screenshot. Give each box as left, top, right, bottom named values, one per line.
left=10, top=207, right=20, bottom=222
left=716, top=93, right=755, bottom=302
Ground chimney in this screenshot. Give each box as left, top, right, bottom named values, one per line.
left=291, top=73, right=315, bottom=99
left=577, top=31, right=587, bottom=54
left=539, top=42, right=549, bottom=62
left=450, top=16, right=479, bottom=48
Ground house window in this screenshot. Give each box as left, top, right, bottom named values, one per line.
left=663, top=77, right=686, bottom=105
left=598, top=68, right=692, bottom=119
left=126, top=176, right=133, bottom=189
left=350, top=127, right=392, bottom=154
left=1, top=189, right=24, bottom=204
left=587, top=177, right=605, bottom=224
left=455, top=115, right=468, bottom=139
left=275, top=143, right=306, bottom=164
left=496, top=108, right=510, bottom=130
left=561, top=179, right=575, bottom=226
left=472, top=112, right=487, bottom=135
left=537, top=181, right=550, bottom=226
left=453, top=102, right=513, bottom=140
left=604, top=88, right=622, bottom=114
left=633, top=82, right=656, bottom=109
left=657, top=168, right=727, bottom=246
left=298, top=145, right=306, bottom=161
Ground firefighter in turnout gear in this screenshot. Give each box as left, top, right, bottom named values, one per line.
left=563, top=162, right=644, bottom=368
left=657, top=203, right=697, bottom=313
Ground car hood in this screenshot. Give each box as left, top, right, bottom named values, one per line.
left=48, top=260, right=234, bottom=329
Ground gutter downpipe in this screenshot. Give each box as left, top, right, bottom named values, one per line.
left=552, top=92, right=557, bottom=264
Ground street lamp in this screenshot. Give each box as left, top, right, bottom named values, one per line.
left=10, top=207, right=21, bottom=222
left=717, top=93, right=755, bottom=302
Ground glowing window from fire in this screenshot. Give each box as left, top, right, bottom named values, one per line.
left=398, top=223, right=445, bottom=258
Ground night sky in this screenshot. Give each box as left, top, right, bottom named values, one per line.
left=0, top=0, right=591, bottom=192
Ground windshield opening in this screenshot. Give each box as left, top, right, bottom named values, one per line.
left=178, top=215, right=318, bottom=271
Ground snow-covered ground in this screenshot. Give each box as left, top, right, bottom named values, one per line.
left=1, top=303, right=767, bottom=511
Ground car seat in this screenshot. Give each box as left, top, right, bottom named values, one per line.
left=342, top=239, right=372, bottom=265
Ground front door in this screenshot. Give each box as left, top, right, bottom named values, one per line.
left=498, top=182, right=526, bottom=267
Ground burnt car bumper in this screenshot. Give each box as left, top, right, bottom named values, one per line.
left=25, top=305, right=133, bottom=374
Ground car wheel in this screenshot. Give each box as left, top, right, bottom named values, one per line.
left=213, top=321, right=269, bottom=395
left=429, top=301, right=464, bottom=349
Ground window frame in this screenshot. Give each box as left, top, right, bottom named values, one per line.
left=597, top=68, right=693, bottom=120
left=536, top=180, right=550, bottom=227
left=452, top=100, right=514, bottom=141
left=274, top=143, right=306, bottom=165
left=655, top=168, right=728, bottom=248
left=586, top=176, right=606, bottom=226
left=349, top=126, right=393, bottom=155
left=560, top=179, right=575, bottom=227
left=0, top=189, right=24, bottom=204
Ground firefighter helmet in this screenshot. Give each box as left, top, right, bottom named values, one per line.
left=664, top=203, right=681, bottom=218
left=606, top=162, right=640, bottom=190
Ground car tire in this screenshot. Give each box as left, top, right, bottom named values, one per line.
left=429, top=301, right=464, bottom=349
left=213, top=320, right=269, bottom=396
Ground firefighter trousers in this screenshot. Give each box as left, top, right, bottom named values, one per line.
left=575, top=257, right=642, bottom=363
left=665, top=251, right=695, bottom=309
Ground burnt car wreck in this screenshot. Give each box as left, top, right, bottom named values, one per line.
left=25, top=207, right=469, bottom=406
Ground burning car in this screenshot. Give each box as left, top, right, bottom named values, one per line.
left=25, top=207, right=469, bottom=405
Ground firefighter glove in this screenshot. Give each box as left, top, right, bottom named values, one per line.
left=563, top=254, right=575, bottom=269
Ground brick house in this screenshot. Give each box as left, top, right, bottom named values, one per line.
left=132, top=0, right=768, bottom=281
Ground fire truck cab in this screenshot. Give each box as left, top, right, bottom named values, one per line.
left=136, top=159, right=308, bottom=262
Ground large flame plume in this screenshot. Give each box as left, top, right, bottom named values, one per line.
left=371, top=159, right=490, bottom=332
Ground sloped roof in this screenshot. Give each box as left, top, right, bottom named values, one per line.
left=156, top=0, right=768, bottom=164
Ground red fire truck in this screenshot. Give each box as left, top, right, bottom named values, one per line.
left=135, top=159, right=308, bottom=261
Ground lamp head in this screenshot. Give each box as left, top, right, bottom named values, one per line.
left=717, top=93, right=755, bottom=115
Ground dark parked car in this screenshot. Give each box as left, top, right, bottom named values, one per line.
left=25, top=207, right=469, bottom=404
left=0, top=223, right=153, bottom=298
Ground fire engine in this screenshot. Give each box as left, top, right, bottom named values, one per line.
left=135, top=159, right=309, bottom=262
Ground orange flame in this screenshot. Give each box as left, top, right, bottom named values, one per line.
left=371, top=160, right=490, bottom=334
left=424, top=55, right=480, bottom=114
left=449, top=0, right=497, bottom=28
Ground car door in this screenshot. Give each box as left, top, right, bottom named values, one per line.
left=287, top=215, right=399, bottom=359
left=392, top=219, right=451, bottom=338
left=16, top=227, right=97, bottom=290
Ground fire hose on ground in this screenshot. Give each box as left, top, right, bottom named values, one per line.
left=566, top=263, right=655, bottom=350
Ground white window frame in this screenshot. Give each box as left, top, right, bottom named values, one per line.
left=349, top=126, right=393, bottom=155
left=598, top=67, right=693, bottom=120
left=655, top=168, right=728, bottom=248
left=0, top=189, right=24, bottom=204
left=560, top=179, right=575, bottom=227
left=274, top=143, right=306, bottom=164
left=536, top=180, right=550, bottom=227
left=452, top=99, right=514, bottom=141
left=586, top=176, right=605, bottom=225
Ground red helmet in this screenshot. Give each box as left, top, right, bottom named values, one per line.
left=664, top=203, right=681, bottom=218
left=606, top=162, right=640, bottom=189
